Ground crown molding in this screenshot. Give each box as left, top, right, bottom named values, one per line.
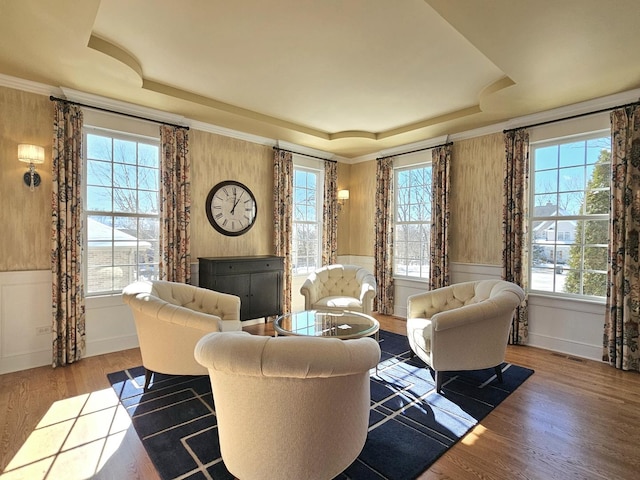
left=59, top=87, right=188, bottom=126
left=0, top=73, right=62, bottom=97
left=190, top=119, right=276, bottom=147
left=502, top=88, right=640, bottom=131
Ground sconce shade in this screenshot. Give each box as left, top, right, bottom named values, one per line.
left=338, top=189, right=350, bottom=201
left=18, top=144, right=45, bottom=164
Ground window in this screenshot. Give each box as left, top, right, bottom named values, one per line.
left=84, top=127, right=160, bottom=295
left=530, top=132, right=611, bottom=298
left=292, top=166, right=322, bottom=275
left=394, top=163, right=432, bottom=279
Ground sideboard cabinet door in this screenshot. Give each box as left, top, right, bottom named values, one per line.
left=198, top=256, right=284, bottom=321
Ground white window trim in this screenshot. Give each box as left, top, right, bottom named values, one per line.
left=392, top=156, right=432, bottom=281
left=528, top=129, right=611, bottom=301
left=82, top=123, right=161, bottom=297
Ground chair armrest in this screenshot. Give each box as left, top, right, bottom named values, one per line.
left=127, top=293, right=226, bottom=332
left=300, top=275, right=319, bottom=305
left=198, top=289, right=241, bottom=321
left=358, top=274, right=376, bottom=303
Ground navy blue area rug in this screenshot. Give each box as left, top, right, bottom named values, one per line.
left=108, top=331, right=533, bottom=480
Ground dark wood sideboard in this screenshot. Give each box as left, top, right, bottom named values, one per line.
left=198, top=256, right=284, bottom=321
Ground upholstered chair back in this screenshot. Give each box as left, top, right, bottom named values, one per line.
left=195, top=332, right=381, bottom=480
left=300, top=264, right=376, bottom=315
left=122, top=280, right=241, bottom=386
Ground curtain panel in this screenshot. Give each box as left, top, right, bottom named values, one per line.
left=503, top=130, right=530, bottom=345
left=374, top=157, right=394, bottom=315
left=51, top=101, right=86, bottom=367
left=274, top=149, right=293, bottom=313
left=605, top=105, right=640, bottom=372
left=430, top=144, right=451, bottom=290
left=322, top=160, right=338, bottom=265
left=159, top=125, right=191, bottom=284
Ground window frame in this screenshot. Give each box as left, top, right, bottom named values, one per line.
left=291, top=161, right=324, bottom=277
left=83, top=125, right=161, bottom=296
left=528, top=129, right=611, bottom=300
left=393, top=159, right=432, bottom=281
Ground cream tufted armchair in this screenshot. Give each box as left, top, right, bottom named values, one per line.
left=407, top=279, right=525, bottom=393
left=122, top=280, right=241, bottom=390
left=300, top=264, right=376, bottom=315
left=195, top=332, right=381, bottom=480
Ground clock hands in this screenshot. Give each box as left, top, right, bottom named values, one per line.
left=230, top=190, right=243, bottom=215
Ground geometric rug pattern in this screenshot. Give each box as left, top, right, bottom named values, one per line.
left=107, top=330, right=533, bottom=480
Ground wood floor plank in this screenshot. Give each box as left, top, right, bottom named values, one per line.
left=1, top=314, right=638, bottom=480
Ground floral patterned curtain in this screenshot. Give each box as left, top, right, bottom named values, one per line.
left=430, top=144, right=451, bottom=290
left=503, top=129, right=530, bottom=345
left=159, top=125, right=191, bottom=283
left=374, top=157, right=394, bottom=315
left=322, top=160, right=338, bottom=265
left=51, top=101, right=85, bottom=367
left=274, top=149, right=293, bottom=313
left=604, top=105, right=640, bottom=372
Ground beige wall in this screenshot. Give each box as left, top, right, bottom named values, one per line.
left=346, top=160, right=377, bottom=257
left=0, top=87, right=53, bottom=271
left=450, top=133, right=504, bottom=265
left=336, top=162, right=351, bottom=256
left=190, top=130, right=274, bottom=259
left=0, top=84, right=505, bottom=274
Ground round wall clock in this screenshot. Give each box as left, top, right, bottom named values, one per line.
left=206, top=180, right=257, bottom=236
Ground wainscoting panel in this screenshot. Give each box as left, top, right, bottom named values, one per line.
left=0, top=270, right=139, bottom=374
left=0, top=270, right=52, bottom=374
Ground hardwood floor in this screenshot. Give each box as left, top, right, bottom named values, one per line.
left=1, top=315, right=639, bottom=479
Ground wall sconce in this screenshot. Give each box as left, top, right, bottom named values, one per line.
left=18, top=144, right=45, bottom=191
left=337, top=189, right=350, bottom=211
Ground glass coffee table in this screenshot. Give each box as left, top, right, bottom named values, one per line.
left=274, top=310, right=379, bottom=340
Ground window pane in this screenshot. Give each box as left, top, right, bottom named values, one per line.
left=394, top=163, right=431, bottom=280
left=534, top=145, right=557, bottom=170
left=530, top=133, right=610, bottom=299
left=114, top=139, right=137, bottom=164
left=87, top=159, right=112, bottom=186
left=534, top=169, right=557, bottom=194
left=292, top=167, right=321, bottom=275
left=87, top=134, right=112, bottom=161
left=138, top=166, right=158, bottom=190
left=114, top=163, right=137, bottom=189
left=84, top=130, right=160, bottom=295
left=87, top=186, right=112, bottom=212
left=139, top=144, right=159, bottom=167
left=559, top=141, right=585, bottom=167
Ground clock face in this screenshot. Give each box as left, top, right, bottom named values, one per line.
left=206, top=181, right=257, bottom=236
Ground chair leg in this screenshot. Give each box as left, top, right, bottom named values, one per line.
left=144, top=369, right=154, bottom=391
left=494, top=365, right=504, bottom=384
left=435, top=370, right=443, bottom=393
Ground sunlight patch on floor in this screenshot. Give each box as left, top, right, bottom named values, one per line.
left=1, top=388, right=130, bottom=480
left=461, top=424, right=488, bottom=446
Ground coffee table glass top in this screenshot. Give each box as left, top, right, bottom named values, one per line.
left=274, top=310, right=379, bottom=339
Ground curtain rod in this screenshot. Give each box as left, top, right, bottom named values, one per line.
left=49, top=95, right=190, bottom=130
left=273, top=146, right=337, bottom=163
left=503, top=99, right=640, bottom=134
left=376, top=141, right=453, bottom=161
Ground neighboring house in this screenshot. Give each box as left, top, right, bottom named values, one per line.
left=532, top=202, right=576, bottom=265
left=86, top=218, right=152, bottom=293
